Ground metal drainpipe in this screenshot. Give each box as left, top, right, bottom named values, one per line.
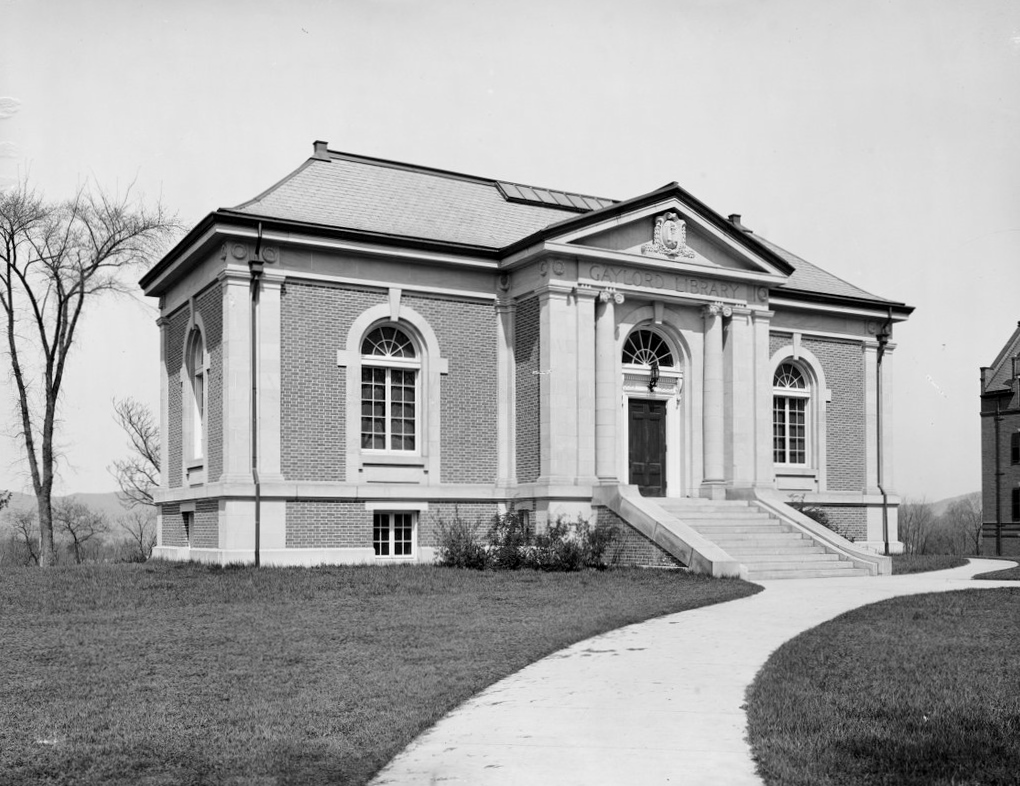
left=876, top=309, right=891, bottom=555
left=250, top=223, right=264, bottom=567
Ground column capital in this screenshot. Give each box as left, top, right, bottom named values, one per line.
left=495, top=297, right=517, bottom=314
left=703, top=301, right=733, bottom=319
left=598, top=287, right=624, bottom=304
left=156, top=316, right=171, bottom=329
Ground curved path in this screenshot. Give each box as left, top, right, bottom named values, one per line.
left=372, top=559, right=1018, bottom=785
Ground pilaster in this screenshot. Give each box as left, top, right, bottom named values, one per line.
left=257, top=272, right=285, bottom=482
left=495, top=299, right=517, bottom=487
left=538, top=285, right=578, bottom=483
left=752, top=310, right=775, bottom=487
left=864, top=343, right=880, bottom=495
left=219, top=271, right=253, bottom=483
left=595, top=289, right=622, bottom=482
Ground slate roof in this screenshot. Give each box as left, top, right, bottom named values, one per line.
left=232, top=154, right=586, bottom=249
left=750, top=236, right=887, bottom=302
left=228, top=146, right=898, bottom=307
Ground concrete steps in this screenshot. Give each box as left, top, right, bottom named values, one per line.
left=655, top=499, right=865, bottom=580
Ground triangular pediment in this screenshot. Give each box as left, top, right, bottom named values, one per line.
left=545, top=195, right=791, bottom=281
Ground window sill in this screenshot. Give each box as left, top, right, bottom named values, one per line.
left=775, top=466, right=816, bottom=476
left=361, top=454, right=425, bottom=467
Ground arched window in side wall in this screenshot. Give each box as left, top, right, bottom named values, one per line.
left=187, top=327, right=207, bottom=462
left=773, top=362, right=809, bottom=466
left=361, top=325, right=419, bottom=452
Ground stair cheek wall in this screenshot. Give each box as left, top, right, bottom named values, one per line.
left=595, top=507, right=683, bottom=568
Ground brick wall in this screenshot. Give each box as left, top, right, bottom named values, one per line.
left=403, top=294, right=498, bottom=484
left=164, top=286, right=223, bottom=488
left=281, top=284, right=382, bottom=481
left=165, top=309, right=189, bottom=489
left=803, top=338, right=866, bottom=492
left=285, top=500, right=368, bottom=548
left=771, top=334, right=867, bottom=492
left=515, top=297, right=540, bottom=482
left=981, top=402, right=1020, bottom=535
left=193, top=499, right=220, bottom=548
left=815, top=506, right=868, bottom=542
left=196, top=285, right=224, bottom=482
left=160, top=503, right=184, bottom=546
left=595, top=507, right=683, bottom=568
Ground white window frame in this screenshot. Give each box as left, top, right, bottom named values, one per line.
left=372, top=511, right=417, bottom=559
left=773, top=362, right=810, bottom=467
left=360, top=326, right=421, bottom=455
left=183, top=325, right=208, bottom=476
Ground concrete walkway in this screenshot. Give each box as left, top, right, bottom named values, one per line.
left=372, top=559, right=1019, bottom=785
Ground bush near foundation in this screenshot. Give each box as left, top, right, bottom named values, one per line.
left=435, top=510, right=620, bottom=571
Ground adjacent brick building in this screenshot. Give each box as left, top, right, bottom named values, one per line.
left=140, top=142, right=912, bottom=568
left=980, top=323, right=1020, bottom=556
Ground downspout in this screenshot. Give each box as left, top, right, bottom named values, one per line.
left=876, top=309, right=891, bottom=555
left=249, top=223, right=264, bottom=567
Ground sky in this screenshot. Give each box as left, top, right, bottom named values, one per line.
left=1, top=0, right=1018, bottom=502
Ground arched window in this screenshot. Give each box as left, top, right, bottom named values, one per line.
left=773, top=362, right=808, bottom=465
left=622, top=329, right=675, bottom=368
left=361, top=325, right=419, bottom=452
left=187, top=327, right=206, bottom=462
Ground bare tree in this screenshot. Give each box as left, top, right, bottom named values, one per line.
left=899, top=498, right=937, bottom=555
left=53, top=499, right=107, bottom=564
left=0, top=180, right=177, bottom=566
left=110, top=397, right=160, bottom=508
left=118, top=507, right=157, bottom=562
left=945, top=493, right=983, bottom=555
left=10, top=507, right=40, bottom=565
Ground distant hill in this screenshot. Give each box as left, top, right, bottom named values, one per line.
left=2, top=490, right=129, bottom=527
left=930, top=491, right=981, bottom=518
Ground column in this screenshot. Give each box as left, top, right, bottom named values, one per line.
left=495, top=299, right=517, bottom=487
left=594, top=289, right=622, bottom=483
left=701, top=302, right=728, bottom=498
left=726, top=307, right=755, bottom=487
left=575, top=287, right=598, bottom=484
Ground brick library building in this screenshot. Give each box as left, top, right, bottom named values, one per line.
left=140, top=142, right=913, bottom=579
left=981, top=322, right=1020, bottom=556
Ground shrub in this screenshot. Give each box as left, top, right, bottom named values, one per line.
left=487, top=509, right=533, bottom=570
left=435, top=509, right=620, bottom=572
left=788, top=494, right=854, bottom=541
left=435, top=514, right=489, bottom=569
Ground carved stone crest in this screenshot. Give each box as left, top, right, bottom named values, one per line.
left=641, top=212, right=695, bottom=259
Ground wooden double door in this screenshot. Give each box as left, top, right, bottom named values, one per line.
left=628, top=399, right=666, bottom=497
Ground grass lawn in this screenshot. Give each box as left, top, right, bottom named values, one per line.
left=746, top=588, right=1020, bottom=786
left=890, top=554, right=968, bottom=574
left=0, top=562, right=758, bottom=786
left=974, top=560, right=1020, bottom=581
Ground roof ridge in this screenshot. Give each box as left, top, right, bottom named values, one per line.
left=988, top=323, right=1020, bottom=372
left=319, top=145, right=617, bottom=206
left=231, top=158, right=317, bottom=211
